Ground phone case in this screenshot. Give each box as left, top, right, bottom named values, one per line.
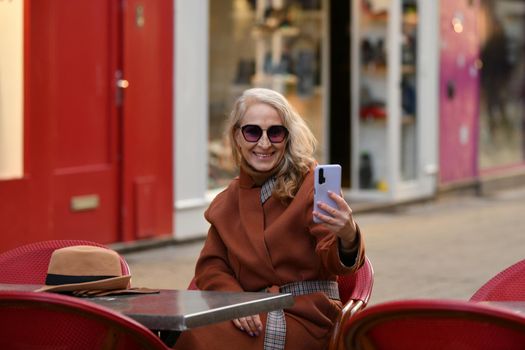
left=313, top=164, right=342, bottom=223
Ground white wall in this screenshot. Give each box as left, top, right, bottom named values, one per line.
left=416, top=0, right=439, bottom=194
left=174, top=0, right=210, bottom=240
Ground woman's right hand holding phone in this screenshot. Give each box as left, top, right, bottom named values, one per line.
left=313, top=191, right=357, bottom=249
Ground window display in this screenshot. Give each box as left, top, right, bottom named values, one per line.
left=478, top=0, right=525, bottom=170
left=355, top=0, right=390, bottom=190
left=208, top=0, right=325, bottom=189
left=352, top=0, right=422, bottom=195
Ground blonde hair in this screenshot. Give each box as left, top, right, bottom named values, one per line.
left=226, top=88, right=317, bottom=201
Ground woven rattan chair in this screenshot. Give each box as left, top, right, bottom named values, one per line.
left=0, top=240, right=130, bottom=284
left=470, top=258, right=525, bottom=301
left=0, top=291, right=167, bottom=349
left=329, top=256, right=374, bottom=350
left=339, top=299, right=525, bottom=350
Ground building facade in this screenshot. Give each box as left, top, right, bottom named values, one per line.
left=0, top=0, right=523, bottom=249
left=175, top=0, right=440, bottom=240
left=175, top=0, right=525, bottom=240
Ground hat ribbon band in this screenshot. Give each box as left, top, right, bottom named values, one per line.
left=45, top=274, right=120, bottom=286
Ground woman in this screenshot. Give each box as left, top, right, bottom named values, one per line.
left=175, top=88, right=364, bottom=350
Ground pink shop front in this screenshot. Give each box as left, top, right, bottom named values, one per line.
left=440, top=0, right=525, bottom=187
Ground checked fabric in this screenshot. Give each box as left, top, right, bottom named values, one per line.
left=263, top=281, right=340, bottom=350
left=260, top=176, right=277, bottom=204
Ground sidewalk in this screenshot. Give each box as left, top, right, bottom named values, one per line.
left=121, top=185, right=525, bottom=306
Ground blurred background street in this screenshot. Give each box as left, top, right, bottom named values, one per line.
left=122, top=185, right=525, bottom=306
left=2, top=1, right=525, bottom=312
left=3, top=0, right=525, bottom=275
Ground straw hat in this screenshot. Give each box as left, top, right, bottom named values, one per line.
left=35, top=245, right=131, bottom=293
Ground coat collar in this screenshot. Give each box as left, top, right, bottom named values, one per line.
left=239, top=168, right=257, bottom=189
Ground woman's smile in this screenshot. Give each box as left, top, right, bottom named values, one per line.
left=236, top=103, right=286, bottom=173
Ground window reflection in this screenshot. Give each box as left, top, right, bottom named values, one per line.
left=208, top=0, right=325, bottom=189
left=479, top=0, right=525, bottom=169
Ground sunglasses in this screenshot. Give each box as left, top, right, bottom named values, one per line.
left=240, top=124, right=289, bottom=143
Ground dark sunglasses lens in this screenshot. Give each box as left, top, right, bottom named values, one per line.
left=267, top=126, right=287, bottom=143
left=241, top=125, right=262, bottom=142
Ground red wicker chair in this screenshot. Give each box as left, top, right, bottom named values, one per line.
left=470, top=258, right=525, bottom=301
left=329, top=256, right=374, bottom=350
left=339, top=299, right=525, bottom=350
left=0, top=291, right=167, bottom=349
left=0, top=240, right=130, bottom=284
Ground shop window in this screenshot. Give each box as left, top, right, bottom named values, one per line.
left=208, top=0, right=325, bottom=189
left=352, top=0, right=426, bottom=196
left=478, top=0, right=525, bottom=169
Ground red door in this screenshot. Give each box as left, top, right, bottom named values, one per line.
left=121, top=0, right=173, bottom=240
left=51, top=0, right=120, bottom=243
left=0, top=0, right=172, bottom=251
left=439, top=0, right=480, bottom=184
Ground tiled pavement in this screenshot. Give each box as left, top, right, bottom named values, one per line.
left=121, top=186, right=525, bottom=305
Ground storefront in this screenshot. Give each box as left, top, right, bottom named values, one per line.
left=439, top=0, right=525, bottom=187
left=174, top=0, right=332, bottom=240
left=207, top=0, right=439, bottom=201
left=174, top=0, right=440, bottom=240
left=175, top=0, right=525, bottom=239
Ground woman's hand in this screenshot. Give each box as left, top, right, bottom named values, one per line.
left=232, top=314, right=263, bottom=337
left=313, top=191, right=357, bottom=249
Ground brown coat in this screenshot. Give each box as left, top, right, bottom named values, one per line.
left=175, top=168, right=365, bottom=349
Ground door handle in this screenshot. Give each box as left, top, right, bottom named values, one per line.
left=115, top=70, right=128, bottom=106
left=117, top=79, right=129, bottom=88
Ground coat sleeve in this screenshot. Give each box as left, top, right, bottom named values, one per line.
left=194, top=224, right=244, bottom=292
left=306, top=186, right=365, bottom=276
left=337, top=225, right=365, bottom=270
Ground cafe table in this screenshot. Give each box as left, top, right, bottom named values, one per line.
left=0, top=283, right=294, bottom=346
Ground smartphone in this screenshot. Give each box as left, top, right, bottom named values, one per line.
left=313, top=164, right=342, bottom=223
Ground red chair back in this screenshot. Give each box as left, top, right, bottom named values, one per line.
left=0, top=240, right=130, bottom=284
left=470, top=258, right=525, bottom=301
left=0, top=291, right=167, bottom=349
left=329, top=256, right=374, bottom=350
left=341, top=299, right=525, bottom=350
left=337, top=255, right=374, bottom=305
